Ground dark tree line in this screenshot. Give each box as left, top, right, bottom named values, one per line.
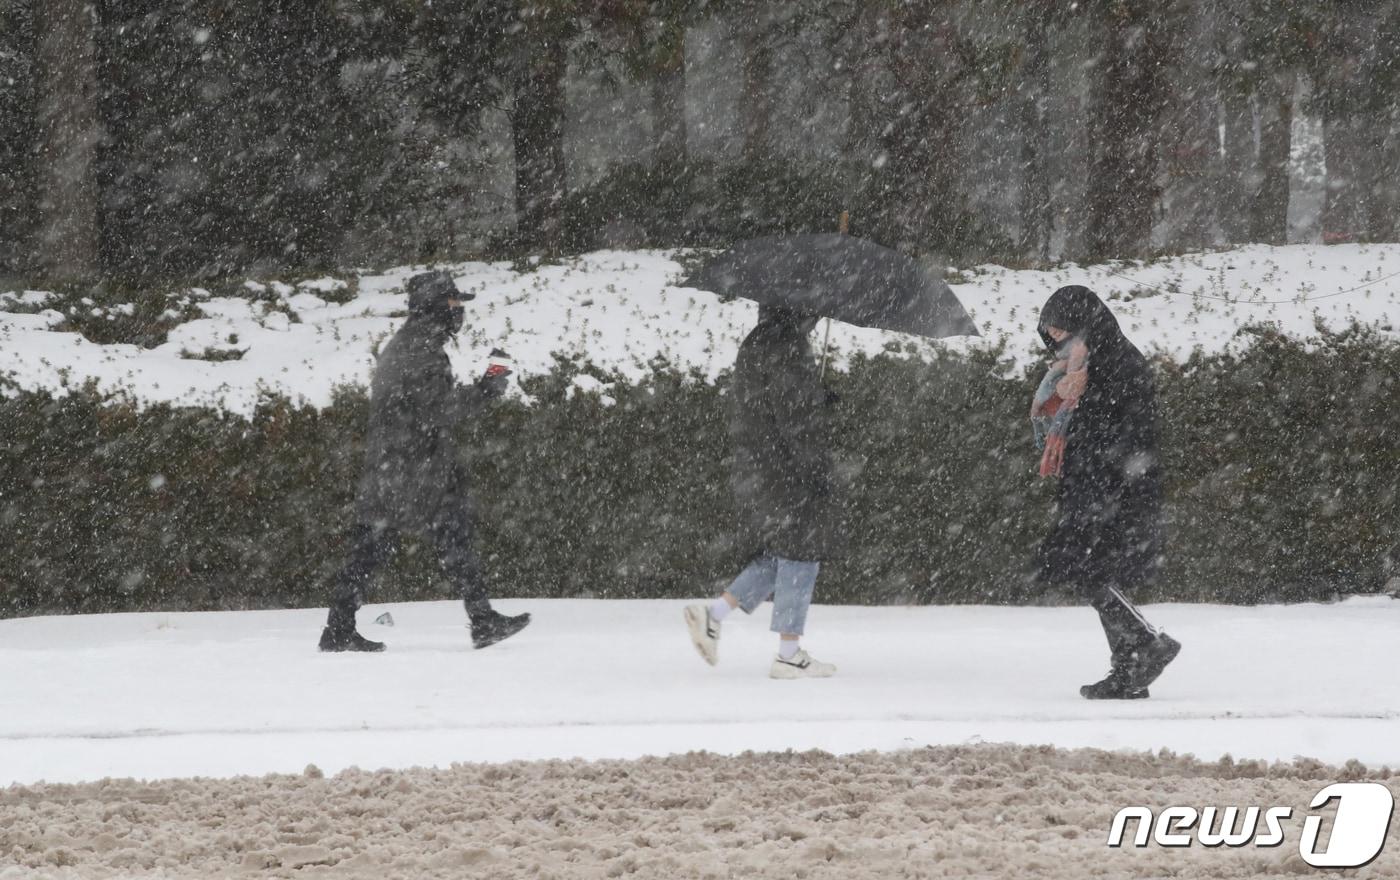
left=1, top=0, right=1398, bottom=283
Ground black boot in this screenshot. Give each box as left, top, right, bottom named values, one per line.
left=318, top=605, right=385, bottom=653
left=471, top=609, right=531, bottom=649
left=1080, top=665, right=1149, bottom=700
left=1083, top=584, right=1162, bottom=698
left=1124, top=633, right=1181, bottom=690
left=1081, top=632, right=1182, bottom=699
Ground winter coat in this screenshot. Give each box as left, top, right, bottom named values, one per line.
left=1034, top=286, right=1162, bottom=588
left=353, top=298, right=490, bottom=534
left=729, top=310, right=844, bottom=562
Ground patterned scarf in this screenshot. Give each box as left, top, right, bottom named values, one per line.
left=1030, top=336, right=1089, bottom=478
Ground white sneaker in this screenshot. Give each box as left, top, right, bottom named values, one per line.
left=769, top=648, right=836, bottom=679
left=684, top=604, right=720, bottom=666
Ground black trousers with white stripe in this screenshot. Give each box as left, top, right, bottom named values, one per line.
left=330, top=512, right=491, bottom=622
left=1086, top=581, right=1157, bottom=661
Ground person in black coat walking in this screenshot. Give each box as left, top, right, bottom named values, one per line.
left=685, top=304, right=843, bottom=679
left=1035, top=285, right=1181, bottom=699
left=318, top=270, right=530, bottom=652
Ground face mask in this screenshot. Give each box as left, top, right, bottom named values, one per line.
left=1041, top=323, right=1073, bottom=348
left=447, top=306, right=465, bottom=335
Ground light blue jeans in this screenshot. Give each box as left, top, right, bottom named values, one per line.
left=725, top=554, right=820, bottom=636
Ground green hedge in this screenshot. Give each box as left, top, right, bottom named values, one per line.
left=2, top=326, right=1399, bottom=616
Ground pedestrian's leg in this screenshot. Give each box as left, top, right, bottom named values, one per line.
left=710, top=555, right=778, bottom=624
left=1086, top=581, right=1157, bottom=662
left=1079, top=579, right=1180, bottom=699
left=429, top=510, right=531, bottom=649
left=769, top=557, right=819, bottom=648
left=767, top=557, right=834, bottom=678
left=321, top=523, right=398, bottom=651
left=329, top=524, right=397, bottom=620
left=684, top=555, right=777, bottom=667
left=428, top=510, right=492, bottom=618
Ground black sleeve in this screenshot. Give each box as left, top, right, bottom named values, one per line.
left=419, top=366, right=492, bottom=431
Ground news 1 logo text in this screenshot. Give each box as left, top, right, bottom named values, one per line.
left=1108, top=782, right=1395, bottom=869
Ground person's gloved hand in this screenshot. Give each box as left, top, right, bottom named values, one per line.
left=476, top=369, right=510, bottom=399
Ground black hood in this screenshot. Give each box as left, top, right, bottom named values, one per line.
left=1037, top=285, right=1127, bottom=355
left=406, top=270, right=471, bottom=335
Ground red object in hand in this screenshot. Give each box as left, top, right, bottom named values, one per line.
left=1039, top=435, right=1066, bottom=478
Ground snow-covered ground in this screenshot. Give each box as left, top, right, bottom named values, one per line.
left=3, top=597, right=1397, bottom=785
left=3, top=244, right=1400, bottom=415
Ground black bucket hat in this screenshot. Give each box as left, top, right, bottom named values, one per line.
left=406, top=270, right=474, bottom=316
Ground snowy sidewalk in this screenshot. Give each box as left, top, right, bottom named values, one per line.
left=2, top=597, right=1397, bottom=784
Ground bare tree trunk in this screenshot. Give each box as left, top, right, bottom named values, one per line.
left=1358, top=5, right=1400, bottom=242
left=511, top=39, right=567, bottom=253
left=1318, top=4, right=1372, bottom=244
left=1322, top=113, right=1363, bottom=243
left=0, top=1, right=36, bottom=274
left=1368, top=5, right=1400, bottom=242
left=1212, top=0, right=1258, bottom=245
left=839, top=3, right=884, bottom=216
left=739, top=12, right=772, bottom=163
left=841, top=5, right=877, bottom=166
left=1251, top=71, right=1293, bottom=245
left=1082, top=3, right=1174, bottom=261
left=1216, top=86, right=1255, bottom=243
left=1162, top=88, right=1216, bottom=251
left=1056, top=15, right=1096, bottom=260
left=1367, top=107, right=1400, bottom=242
left=1153, top=2, right=1215, bottom=252
left=650, top=24, right=687, bottom=166
left=1016, top=1, right=1053, bottom=262
left=878, top=4, right=973, bottom=255
left=32, top=0, right=99, bottom=282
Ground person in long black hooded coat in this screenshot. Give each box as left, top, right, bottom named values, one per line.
left=318, top=270, right=530, bottom=652
left=1035, top=285, right=1181, bottom=699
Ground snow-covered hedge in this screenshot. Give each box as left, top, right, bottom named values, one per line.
left=3, top=327, right=1398, bottom=616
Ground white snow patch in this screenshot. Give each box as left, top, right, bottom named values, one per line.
left=0, top=290, right=53, bottom=308
left=0, top=244, right=1398, bottom=416
left=297, top=276, right=348, bottom=293
left=568, top=373, right=616, bottom=405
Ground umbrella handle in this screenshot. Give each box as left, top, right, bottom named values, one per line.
left=822, top=210, right=844, bottom=380
left=818, top=317, right=832, bottom=381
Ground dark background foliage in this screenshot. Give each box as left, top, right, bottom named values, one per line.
left=4, top=0, right=1399, bottom=281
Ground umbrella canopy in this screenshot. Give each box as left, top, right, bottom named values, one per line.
left=682, top=233, right=979, bottom=338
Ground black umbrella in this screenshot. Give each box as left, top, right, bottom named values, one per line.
left=682, top=233, right=980, bottom=339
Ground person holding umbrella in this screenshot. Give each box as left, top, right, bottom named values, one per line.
left=685, top=303, right=840, bottom=678
left=681, top=233, right=978, bottom=678
left=1034, top=285, right=1181, bottom=699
